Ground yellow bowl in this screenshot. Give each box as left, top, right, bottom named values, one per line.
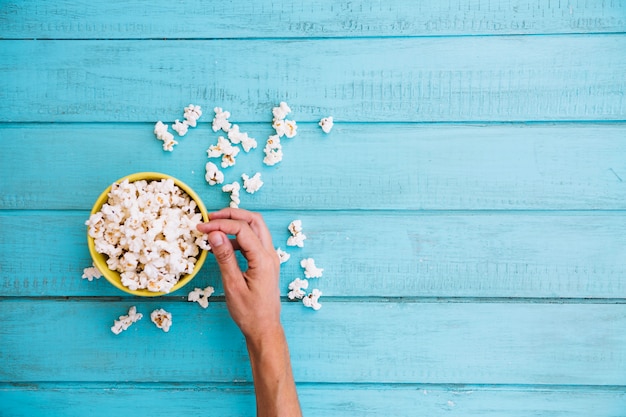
left=87, top=172, right=208, bottom=297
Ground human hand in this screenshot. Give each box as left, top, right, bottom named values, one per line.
left=196, top=208, right=281, bottom=342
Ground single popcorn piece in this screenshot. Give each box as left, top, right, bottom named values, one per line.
left=300, top=258, right=324, bottom=279
left=222, top=181, right=241, bottom=208
left=154, top=121, right=177, bottom=151
left=172, top=119, right=189, bottom=136
left=228, top=124, right=258, bottom=152
left=263, top=135, right=283, bottom=166
left=86, top=178, right=207, bottom=293
left=241, top=173, right=263, bottom=194
left=207, top=136, right=240, bottom=168
left=205, top=162, right=225, bottom=185
left=196, top=233, right=211, bottom=251
left=151, top=308, right=173, bottom=332
left=303, top=289, right=322, bottom=310
left=272, top=101, right=291, bottom=121
left=319, top=116, right=334, bottom=134
left=212, top=107, right=232, bottom=132
left=283, top=119, right=298, bottom=138
left=82, top=263, right=102, bottom=281
left=188, top=286, right=215, bottom=309
left=183, top=104, right=202, bottom=128
left=111, top=306, right=143, bottom=335
left=287, top=278, right=309, bottom=300
left=276, top=248, right=290, bottom=264
left=287, top=219, right=307, bottom=247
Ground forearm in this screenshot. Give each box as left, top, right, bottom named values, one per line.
left=246, top=325, right=302, bottom=417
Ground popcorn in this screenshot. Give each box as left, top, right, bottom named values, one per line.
left=287, top=219, right=306, bottom=248
left=154, top=121, right=178, bottom=151
left=151, top=308, right=172, bottom=332
left=222, top=181, right=241, bottom=208
left=184, top=104, right=202, bottom=128
left=271, top=102, right=297, bottom=138
left=303, top=289, right=322, bottom=310
left=82, top=263, right=102, bottom=281
left=86, top=178, right=207, bottom=293
left=188, top=286, right=215, bottom=309
left=241, top=173, right=263, bottom=194
left=228, top=124, right=258, bottom=152
left=196, top=233, right=211, bottom=251
left=111, top=306, right=143, bottom=335
left=319, top=117, right=333, bottom=133
left=300, top=258, right=323, bottom=278
left=263, top=135, right=283, bottom=166
left=205, top=162, right=224, bottom=185
left=207, top=136, right=240, bottom=168
left=212, top=107, right=232, bottom=132
left=287, top=278, right=308, bottom=300
left=276, top=248, right=290, bottom=264
left=172, top=119, right=189, bottom=136
left=272, top=102, right=291, bottom=120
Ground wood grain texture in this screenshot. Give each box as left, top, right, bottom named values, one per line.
left=1, top=36, right=625, bottom=123
left=1, top=0, right=625, bottom=414
left=1, top=300, right=625, bottom=385
left=2, top=123, right=625, bottom=211
left=2, top=211, right=625, bottom=298
left=2, top=384, right=625, bottom=417
left=2, top=0, right=625, bottom=39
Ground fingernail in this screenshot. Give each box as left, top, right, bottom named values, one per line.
left=208, top=232, right=224, bottom=247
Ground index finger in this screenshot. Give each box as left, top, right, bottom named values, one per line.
left=208, top=208, right=274, bottom=251
left=197, top=219, right=267, bottom=265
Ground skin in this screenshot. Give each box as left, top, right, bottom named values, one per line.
left=197, top=208, right=302, bottom=417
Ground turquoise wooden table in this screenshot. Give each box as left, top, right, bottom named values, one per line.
left=1, top=1, right=626, bottom=415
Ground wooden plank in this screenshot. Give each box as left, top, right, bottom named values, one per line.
left=2, top=0, right=625, bottom=39
left=2, top=123, right=625, bottom=211
left=1, top=383, right=625, bottom=417
left=1, top=300, right=624, bottom=385
left=1, top=211, right=625, bottom=298
left=1, top=36, right=625, bottom=123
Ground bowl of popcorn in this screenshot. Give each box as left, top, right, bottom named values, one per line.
left=86, top=172, right=210, bottom=296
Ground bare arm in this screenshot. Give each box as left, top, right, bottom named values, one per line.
left=197, top=208, right=302, bottom=417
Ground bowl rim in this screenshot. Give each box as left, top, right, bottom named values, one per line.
left=87, top=172, right=209, bottom=297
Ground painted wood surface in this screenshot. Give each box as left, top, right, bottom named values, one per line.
left=1, top=1, right=625, bottom=416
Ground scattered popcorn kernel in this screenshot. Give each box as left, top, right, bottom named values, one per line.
left=184, top=104, right=202, bottom=128
left=228, top=124, right=258, bottom=152
left=263, top=135, right=283, bottom=166
left=111, top=306, right=143, bottom=335
left=288, top=278, right=309, bottom=300
left=212, top=107, right=232, bottom=132
left=319, top=116, right=334, bottom=133
left=205, top=162, right=225, bottom=185
left=82, top=263, right=102, bottom=281
left=207, top=136, right=240, bottom=168
left=287, top=219, right=307, bottom=247
left=154, top=121, right=177, bottom=151
left=151, top=308, right=173, bottom=332
left=300, top=258, right=324, bottom=278
left=188, top=286, right=215, bottom=309
left=172, top=119, right=189, bottom=136
left=272, top=102, right=291, bottom=121
left=303, top=289, right=322, bottom=310
left=222, top=181, right=241, bottom=208
left=241, top=173, right=263, bottom=194
left=276, top=248, right=290, bottom=264
left=283, top=119, right=298, bottom=138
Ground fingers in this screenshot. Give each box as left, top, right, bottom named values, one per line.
left=208, top=208, right=274, bottom=251
left=206, top=231, right=244, bottom=288
left=197, top=217, right=267, bottom=265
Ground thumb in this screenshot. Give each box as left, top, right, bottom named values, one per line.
left=208, top=231, right=242, bottom=281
